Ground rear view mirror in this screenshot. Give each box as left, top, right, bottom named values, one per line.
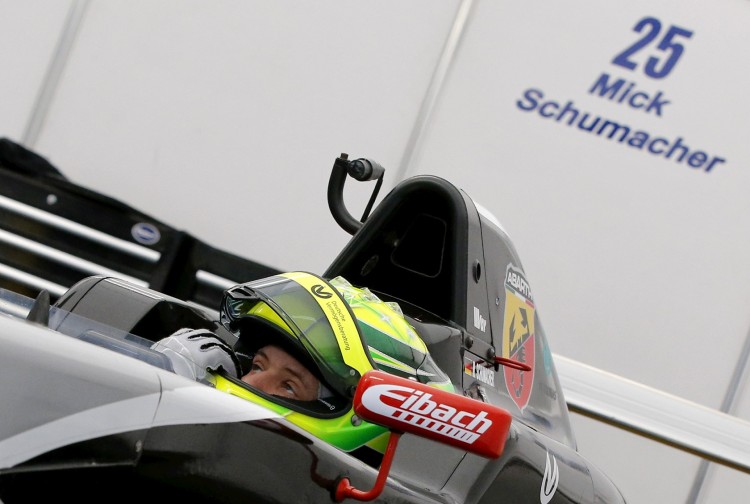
left=335, top=370, right=513, bottom=502
left=354, top=370, right=512, bottom=458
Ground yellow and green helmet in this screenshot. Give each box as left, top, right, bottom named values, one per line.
left=213, top=271, right=453, bottom=454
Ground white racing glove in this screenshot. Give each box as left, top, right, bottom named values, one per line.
left=151, top=328, right=241, bottom=383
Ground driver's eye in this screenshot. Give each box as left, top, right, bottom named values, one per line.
left=281, top=382, right=297, bottom=397
left=249, top=357, right=265, bottom=373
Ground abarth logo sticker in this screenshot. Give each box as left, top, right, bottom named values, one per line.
left=502, top=264, right=535, bottom=411
left=540, top=451, right=559, bottom=504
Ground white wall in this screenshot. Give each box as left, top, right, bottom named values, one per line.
left=1, top=1, right=748, bottom=502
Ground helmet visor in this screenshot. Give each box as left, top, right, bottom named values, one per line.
left=220, top=272, right=374, bottom=398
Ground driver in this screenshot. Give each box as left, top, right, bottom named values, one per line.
left=155, top=327, right=322, bottom=401
left=242, top=342, right=320, bottom=401
left=152, top=271, right=453, bottom=460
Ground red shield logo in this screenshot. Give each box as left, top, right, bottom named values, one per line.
left=502, top=265, right=535, bottom=411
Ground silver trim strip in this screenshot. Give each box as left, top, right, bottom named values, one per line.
left=107, top=277, right=163, bottom=300
left=22, top=0, right=91, bottom=147
left=686, top=327, right=750, bottom=501
left=0, top=392, right=161, bottom=469
left=0, top=229, right=148, bottom=287
left=0, top=264, right=68, bottom=297
left=555, top=354, right=750, bottom=474
left=0, top=194, right=161, bottom=263
left=394, top=0, right=475, bottom=183
left=196, top=270, right=237, bottom=290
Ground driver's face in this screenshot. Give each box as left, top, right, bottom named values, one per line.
left=241, top=344, right=320, bottom=401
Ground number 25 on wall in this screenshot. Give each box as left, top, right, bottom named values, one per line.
left=612, top=17, right=694, bottom=80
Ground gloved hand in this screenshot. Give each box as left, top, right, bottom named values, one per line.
left=151, top=328, right=241, bottom=383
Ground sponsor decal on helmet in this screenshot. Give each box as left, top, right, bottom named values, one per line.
left=281, top=272, right=370, bottom=373
left=502, top=264, right=535, bottom=411
left=312, top=284, right=332, bottom=299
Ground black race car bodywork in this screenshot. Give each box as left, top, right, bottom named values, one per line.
left=0, top=148, right=627, bottom=503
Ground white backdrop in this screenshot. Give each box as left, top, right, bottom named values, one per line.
left=1, top=1, right=748, bottom=502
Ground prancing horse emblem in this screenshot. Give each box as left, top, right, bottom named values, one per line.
left=502, top=264, right=535, bottom=411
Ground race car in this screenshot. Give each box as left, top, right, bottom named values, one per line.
left=0, top=147, right=627, bottom=503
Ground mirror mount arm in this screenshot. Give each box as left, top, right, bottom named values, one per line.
left=334, top=431, right=402, bottom=502
left=327, top=152, right=385, bottom=236
left=494, top=355, right=532, bottom=372
left=332, top=370, right=512, bottom=501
